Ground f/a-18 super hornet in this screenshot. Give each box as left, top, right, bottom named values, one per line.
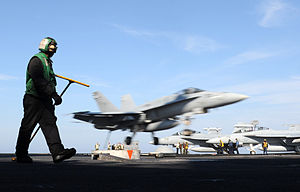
left=73, top=87, right=248, bottom=145
left=151, top=128, right=223, bottom=152
left=206, top=122, right=300, bottom=154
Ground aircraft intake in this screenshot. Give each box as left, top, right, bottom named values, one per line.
left=145, top=120, right=179, bottom=132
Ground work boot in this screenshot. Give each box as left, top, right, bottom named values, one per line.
left=53, top=148, right=76, bottom=163
left=16, top=155, right=33, bottom=163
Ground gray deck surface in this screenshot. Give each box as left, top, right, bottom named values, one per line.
left=0, top=154, right=300, bottom=192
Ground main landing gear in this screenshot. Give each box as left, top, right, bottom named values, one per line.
left=152, top=132, right=159, bottom=145
left=153, top=137, right=159, bottom=145
left=125, top=136, right=132, bottom=145
left=125, top=132, right=136, bottom=145
left=249, top=144, right=257, bottom=155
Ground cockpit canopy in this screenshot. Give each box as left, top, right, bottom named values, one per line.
left=176, top=87, right=204, bottom=95
left=172, top=129, right=200, bottom=136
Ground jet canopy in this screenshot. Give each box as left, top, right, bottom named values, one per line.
left=172, top=129, right=200, bottom=136
left=176, top=87, right=204, bottom=95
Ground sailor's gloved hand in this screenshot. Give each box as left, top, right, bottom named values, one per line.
left=52, top=92, right=62, bottom=106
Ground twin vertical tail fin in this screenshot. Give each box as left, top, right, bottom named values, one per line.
left=120, top=94, right=137, bottom=112
left=93, top=91, right=120, bottom=112
left=93, top=91, right=137, bottom=112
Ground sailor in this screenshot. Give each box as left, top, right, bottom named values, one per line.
left=262, top=139, right=268, bottom=155
left=179, top=143, right=182, bottom=154
left=117, top=143, right=121, bottom=150
left=183, top=142, right=186, bottom=154
left=234, top=138, right=240, bottom=154
left=15, top=37, right=76, bottom=163
left=175, top=142, right=180, bottom=154
left=228, top=139, right=234, bottom=155
left=185, top=142, right=189, bottom=154
left=107, top=142, right=111, bottom=150
left=95, top=142, right=100, bottom=150
left=218, top=140, right=224, bottom=154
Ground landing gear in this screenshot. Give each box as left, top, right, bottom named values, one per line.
left=249, top=144, right=257, bottom=155
left=151, top=132, right=159, bottom=145
left=125, top=137, right=132, bottom=145
left=103, top=131, right=112, bottom=149
left=153, top=137, right=159, bottom=145
left=125, top=132, right=136, bottom=145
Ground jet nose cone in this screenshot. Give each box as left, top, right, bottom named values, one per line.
left=235, top=93, right=249, bottom=101
left=226, top=93, right=249, bottom=103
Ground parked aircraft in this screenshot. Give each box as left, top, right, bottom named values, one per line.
left=73, top=87, right=248, bottom=145
left=206, top=122, right=300, bottom=154
left=150, top=128, right=222, bottom=152
left=154, top=121, right=300, bottom=154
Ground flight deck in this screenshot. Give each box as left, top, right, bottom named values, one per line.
left=0, top=154, right=300, bottom=191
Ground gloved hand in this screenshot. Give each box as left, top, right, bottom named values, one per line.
left=52, top=92, right=62, bottom=105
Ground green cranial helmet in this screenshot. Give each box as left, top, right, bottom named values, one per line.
left=38, top=37, right=57, bottom=53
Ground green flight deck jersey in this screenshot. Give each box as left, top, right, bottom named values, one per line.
left=25, top=52, right=57, bottom=97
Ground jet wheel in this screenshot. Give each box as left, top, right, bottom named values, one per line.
left=250, top=151, right=256, bottom=155
left=153, top=137, right=159, bottom=145
left=125, top=137, right=132, bottom=145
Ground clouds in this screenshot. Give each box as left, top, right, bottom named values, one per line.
left=0, top=74, right=17, bottom=80
left=111, top=24, right=157, bottom=38
left=220, top=77, right=300, bottom=105
left=111, top=24, right=223, bottom=54
left=183, top=35, right=223, bottom=53
left=224, top=50, right=276, bottom=66
left=258, top=0, right=297, bottom=28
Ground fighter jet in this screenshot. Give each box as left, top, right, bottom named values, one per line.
left=151, top=128, right=223, bottom=152
left=206, top=122, right=300, bottom=154
left=73, top=87, right=248, bottom=145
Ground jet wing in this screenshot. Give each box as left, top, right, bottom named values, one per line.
left=246, top=135, right=286, bottom=138
left=246, top=134, right=300, bottom=139
left=73, top=111, right=142, bottom=127
left=138, top=95, right=198, bottom=112
left=180, top=136, right=212, bottom=144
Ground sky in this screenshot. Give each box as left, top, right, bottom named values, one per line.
left=0, top=0, right=300, bottom=153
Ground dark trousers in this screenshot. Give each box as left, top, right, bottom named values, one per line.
left=263, top=148, right=268, bottom=155
left=235, top=148, right=239, bottom=154
left=15, top=94, right=64, bottom=157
